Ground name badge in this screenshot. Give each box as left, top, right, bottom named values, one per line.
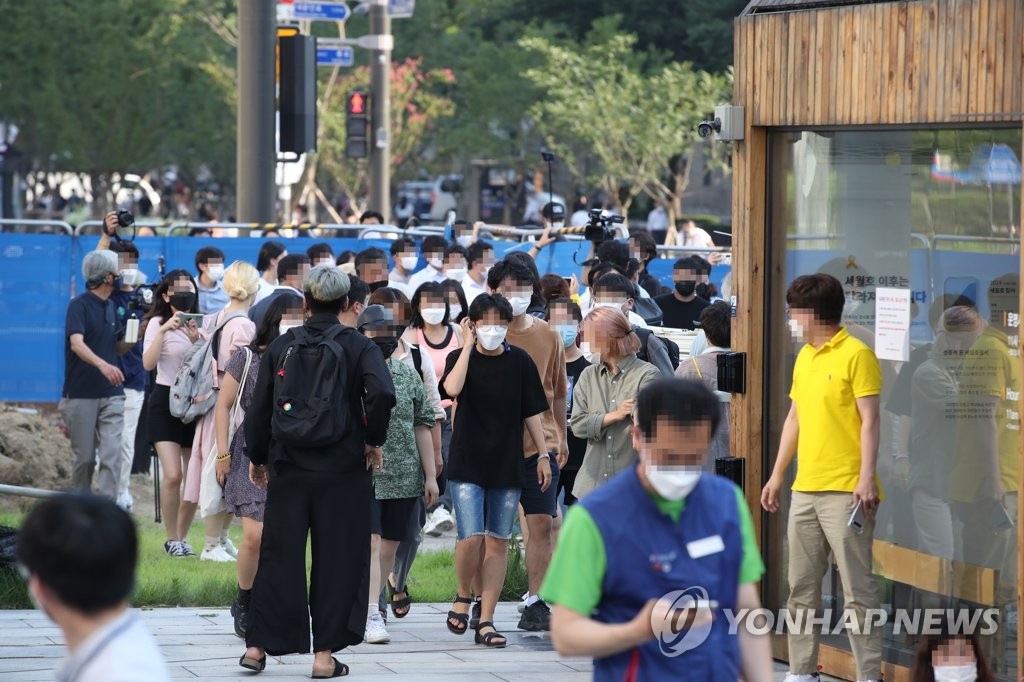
left=686, top=534, right=725, bottom=559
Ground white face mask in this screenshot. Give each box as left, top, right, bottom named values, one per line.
left=421, top=307, right=447, bottom=325
left=207, top=264, right=225, bottom=281
left=339, top=262, right=356, bottom=275
left=646, top=465, right=702, bottom=501
left=594, top=299, right=628, bottom=312
left=507, top=296, right=531, bottom=317
left=279, top=323, right=300, bottom=335
left=476, top=325, right=507, bottom=351
left=456, top=235, right=473, bottom=248
left=551, top=221, right=565, bottom=229
left=400, top=256, right=419, bottom=271
left=787, top=318, right=805, bottom=342
left=446, top=268, right=467, bottom=281
left=449, top=304, right=463, bottom=319
left=933, top=665, right=977, bottom=682
left=428, top=256, right=444, bottom=270
left=119, top=268, right=147, bottom=287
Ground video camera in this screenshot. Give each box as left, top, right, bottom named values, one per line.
left=585, top=208, right=625, bottom=243
left=125, top=283, right=158, bottom=317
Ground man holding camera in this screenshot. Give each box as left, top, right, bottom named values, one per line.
left=61, top=249, right=134, bottom=500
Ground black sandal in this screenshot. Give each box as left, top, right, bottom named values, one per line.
left=474, top=621, right=508, bottom=648
left=446, top=595, right=472, bottom=635
left=469, top=596, right=482, bottom=630
left=239, top=652, right=266, bottom=672
left=388, top=575, right=411, bottom=618
left=311, top=656, right=349, bottom=678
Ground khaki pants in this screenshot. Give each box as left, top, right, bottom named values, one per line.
left=787, top=491, right=882, bottom=680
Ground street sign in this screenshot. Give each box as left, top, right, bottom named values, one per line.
left=317, top=46, right=354, bottom=67
left=292, top=1, right=350, bottom=21
left=389, top=0, right=415, bottom=18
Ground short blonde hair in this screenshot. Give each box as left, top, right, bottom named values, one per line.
left=222, top=261, right=260, bottom=301
left=584, top=306, right=641, bottom=357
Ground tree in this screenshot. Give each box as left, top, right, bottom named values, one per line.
left=313, top=58, right=456, bottom=216
left=519, top=27, right=730, bottom=228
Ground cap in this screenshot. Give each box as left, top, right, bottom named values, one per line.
left=357, top=304, right=394, bottom=331
left=542, top=202, right=566, bottom=221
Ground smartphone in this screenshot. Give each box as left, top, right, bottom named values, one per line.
left=177, top=312, right=205, bottom=325
left=723, top=252, right=733, bottom=265
left=992, top=502, right=1014, bottom=534
left=848, top=500, right=865, bottom=535
left=563, top=277, right=572, bottom=286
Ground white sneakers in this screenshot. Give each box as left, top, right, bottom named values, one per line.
left=364, top=612, right=390, bottom=644
left=116, top=491, right=134, bottom=512
left=517, top=591, right=530, bottom=614
left=220, top=537, right=239, bottom=558
left=423, top=507, right=455, bottom=537
left=200, top=545, right=236, bottom=562
left=782, top=675, right=819, bottom=682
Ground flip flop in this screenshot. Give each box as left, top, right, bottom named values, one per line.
left=311, top=656, right=349, bottom=678
left=239, top=653, right=266, bottom=672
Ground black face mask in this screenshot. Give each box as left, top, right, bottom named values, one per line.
left=695, top=283, right=710, bottom=300
left=373, top=335, right=399, bottom=360
left=169, top=292, right=197, bottom=312
left=368, top=280, right=389, bottom=293
left=675, top=281, right=696, bottom=297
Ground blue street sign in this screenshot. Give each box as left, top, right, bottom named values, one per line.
left=293, top=1, right=350, bottom=21
left=316, top=47, right=354, bottom=67
left=389, top=0, right=415, bottom=18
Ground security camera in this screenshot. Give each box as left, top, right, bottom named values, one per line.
left=697, top=118, right=721, bottom=139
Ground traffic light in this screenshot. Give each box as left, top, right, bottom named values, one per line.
left=346, top=92, right=369, bottom=159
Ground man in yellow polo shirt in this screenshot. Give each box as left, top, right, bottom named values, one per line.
left=761, top=273, right=884, bottom=682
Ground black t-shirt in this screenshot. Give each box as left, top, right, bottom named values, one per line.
left=653, top=293, right=710, bottom=331
left=565, top=356, right=591, bottom=470
left=440, top=344, right=549, bottom=488
left=63, top=291, right=122, bottom=399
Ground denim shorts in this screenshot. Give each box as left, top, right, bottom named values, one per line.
left=450, top=481, right=521, bottom=540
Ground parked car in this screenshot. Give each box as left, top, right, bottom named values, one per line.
left=429, top=174, right=462, bottom=221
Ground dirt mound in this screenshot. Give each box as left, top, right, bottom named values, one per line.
left=0, top=407, right=73, bottom=510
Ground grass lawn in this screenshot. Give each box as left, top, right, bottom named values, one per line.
left=0, top=513, right=527, bottom=609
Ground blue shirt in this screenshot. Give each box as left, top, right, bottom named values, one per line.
left=63, top=291, right=123, bottom=399
left=109, top=289, right=148, bottom=392
left=198, top=280, right=229, bottom=314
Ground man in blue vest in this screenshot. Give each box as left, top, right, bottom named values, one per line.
left=541, top=378, right=771, bottom=681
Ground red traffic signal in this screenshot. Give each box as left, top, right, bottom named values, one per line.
left=348, top=92, right=366, bottom=115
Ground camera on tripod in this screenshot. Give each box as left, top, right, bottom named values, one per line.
left=125, top=283, right=157, bottom=316
left=585, top=208, right=625, bottom=243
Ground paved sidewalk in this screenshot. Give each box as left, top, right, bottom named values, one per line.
left=0, top=603, right=838, bottom=681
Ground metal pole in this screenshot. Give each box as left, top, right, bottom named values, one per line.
left=237, top=0, right=277, bottom=223
left=369, top=0, right=391, bottom=223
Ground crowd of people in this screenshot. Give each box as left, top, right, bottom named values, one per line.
left=31, top=205, right=1000, bottom=681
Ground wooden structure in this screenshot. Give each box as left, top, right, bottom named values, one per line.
left=730, top=0, right=1024, bottom=679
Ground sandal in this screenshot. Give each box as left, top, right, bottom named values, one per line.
left=474, top=621, right=508, bottom=648
left=239, top=652, right=266, bottom=672
left=388, top=575, right=411, bottom=619
left=311, top=656, right=349, bottom=678
left=469, top=596, right=482, bottom=630
left=446, top=595, right=472, bottom=635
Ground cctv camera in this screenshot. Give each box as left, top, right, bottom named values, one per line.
left=697, top=118, right=721, bottom=139
left=541, top=151, right=555, bottom=163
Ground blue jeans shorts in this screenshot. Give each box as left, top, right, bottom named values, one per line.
left=450, top=481, right=521, bottom=540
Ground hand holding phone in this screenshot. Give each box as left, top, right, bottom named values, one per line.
left=848, top=500, right=866, bottom=535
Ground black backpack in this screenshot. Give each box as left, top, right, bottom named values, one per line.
left=634, top=326, right=681, bottom=370
left=271, top=325, right=354, bottom=447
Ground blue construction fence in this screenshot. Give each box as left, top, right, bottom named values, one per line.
left=1, top=231, right=1017, bottom=402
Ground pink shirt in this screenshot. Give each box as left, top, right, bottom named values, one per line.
left=143, top=317, right=195, bottom=387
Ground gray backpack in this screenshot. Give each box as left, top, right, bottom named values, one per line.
left=169, top=313, right=245, bottom=424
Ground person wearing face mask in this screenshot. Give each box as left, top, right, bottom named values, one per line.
left=761, top=273, right=884, bottom=682
left=487, top=258, right=568, bottom=631
left=388, top=237, right=419, bottom=287
left=185, top=262, right=259, bottom=563
left=306, top=242, right=336, bottom=269
left=462, top=241, right=496, bottom=306
left=143, top=270, right=204, bottom=557
left=61, top=249, right=129, bottom=501
left=546, top=298, right=590, bottom=507
left=911, top=627, right=996, bottom=682
left=542, top=378, right=771, bottom=682
left=356, top=305, right=439, bottom=645
left=444, top=244, right=470, bottom=284
left=653, top=256, right=710, bottom=331
left=195, top=246, right=229, bottom=314
left=442, top=279, right=469, bottom=324
left=407, top=235, right=451, bottom=294
left=439, top=294, right=552, bottom=649
left=591, top=273, right=675, bottom=377
left=338, top=276, right=370, bottom=328
left=214, top=294, right=302, bottom=639
left=452, top=219, right=476, bottom=249
left=248, top=254, right=311, bottom=328
left=356, top=246, right=409, bottom=297
left=15, top=494, right=170, bottom=682
left=569, top=307, right=661, bottom=500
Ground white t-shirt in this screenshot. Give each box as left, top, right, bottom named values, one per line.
left=682, top=226, right=715, bottom=249
left=56, top=611, right=169, bottom=682
left=461, top=275, right=488, bottom=305
left=647, top=207, right=669, bottom=232
left=254, top=278, right=275, bottom=303
left=407, top=265, right=449, bottom=296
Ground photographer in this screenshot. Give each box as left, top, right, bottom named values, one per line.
left=61, top=249, right=130, bottom=500
left=98, top=212, right=150, bottom=511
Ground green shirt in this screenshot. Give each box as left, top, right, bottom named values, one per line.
left=540, top=480, right=764, bottom=616
left=374, top=358, right=435, bottom=500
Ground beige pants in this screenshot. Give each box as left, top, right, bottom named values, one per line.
left=787, top=491, right=882, bottom=680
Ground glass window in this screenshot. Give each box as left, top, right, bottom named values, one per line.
left=766, top=128, right=1021, bottom=676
